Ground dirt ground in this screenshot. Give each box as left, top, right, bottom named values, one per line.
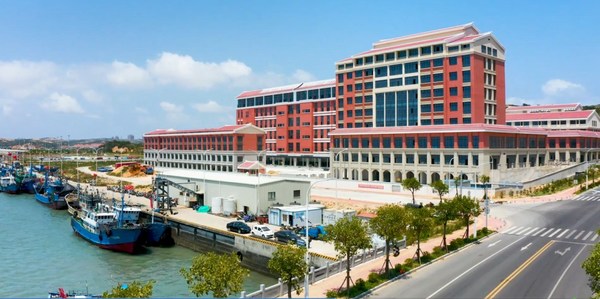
left=312, top=195, right=386, bottom=215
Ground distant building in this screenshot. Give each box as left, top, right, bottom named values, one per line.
left=127, top=134, right=134, bottom=141
left=506, top=103, right=600, bottom=131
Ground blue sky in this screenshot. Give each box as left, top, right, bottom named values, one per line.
left=1, top=0, right=598, bottom=139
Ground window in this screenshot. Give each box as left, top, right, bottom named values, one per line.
left=444, top=136, right=454, bottom=148
left=268, top=192, right=276, bottom=201
left=418, top=137, right=427, bottom=148
left=434, top=118, right=444, bottom=125
left=365, top=56, right=373, bottom=64
left=433, top=58, right=443, bottom=67
left=433, top=103, right=444, bottom=112
left=364, top=82, right=373, bottom=90
left=450, top=87, right=458, bottom=96
left=463, top=102, right=471, bottom=113
left=421, top=75, right=431, bottom=83
left=419, top=154, right=427, bottom=164
left=481, top=45, right=487, bottom=53
left=405, top=76, right=418, bottom=85
left=420, top=60, right=431, bottom=69
left=383, top=137, right=391, bottom=148
left=364, top=69, right=373, bottom=76
left=376, top=67, right=387, bottom=77
left=421, top=104, right=431, bottom=112
left=355, top=83, right=363, bottom=91
left=450, top=118, right=458, bottom=124
left=406, top=154, right=414, bottom=164
left=421, top=89, right=431, bottom=98
left=458, top=136, right=468, bottom=148
left=462, top=71, right=471, bottom=82
left=405, top=62, right=418, bottom=73
left=421, top=46, right=431, bottom=55
left=433, top=44, right=443, bottom=53
left=372, top=137, right=380, bottom=148
left=390, top=78, right=403, bottom=87
left=431, top=136, right=440, bottom=148
left=461, top=44, right=470, bottom=50
left=375, top=54, right=384, bottom=62
left=463, top=86, right=471, bottom=98
left=293, top=190, right=300, bottom=198
left=346, top=85, right=353, bottom=92
left=421, top=119, right=431, bottom=125
left=361, top=138, right=369, bottom=148
left=450, top=102, right=458, bottom=111
left=397, top=50, right=407, bottom=59
left=408, top=48, right=418, bottom=57
left=355, top=70, right=363, bottom=78
left=347, top=110, right=353, bottom=117
left=355, top=58, right=363, bottom=66
left=406, top=137, right=415, bottom=148
left=472, top=136, right=479, bottom=148
left=462, top=55, right=471, bottom=67
left=347, top=97, right=353, bottom=105
left=355, top=109, right=363, bottom=116
left=433, top=73, right=444, bottom=82
left=337, top=73, right=344, bottom=83
left=346, top=72, right=353, bottom=79
left=394, top=137, right=402, bottom=148
left=449, top=56, right=457, bottom=65
left=389, top=64, right=403, bottom=75
left=449, top=72, right=457, bottom=81
left=433, top=88, right=444, bottom=97
left=386, top=52, right=395, bottom=61
left=375, top=80, right=388, bottom=88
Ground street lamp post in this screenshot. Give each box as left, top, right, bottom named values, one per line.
left=442, top=156, right=455, bottom=193
left=333, top=148, right=348, bottom=200
left=202, top=149, right=211, bottom=202
left=304, top=177, right=335, bottom=298
left=94, top=148, right=102, bottom=172
left=255, top=149, right=268, bottom=215
left=585, top=148, right=594, bottom=190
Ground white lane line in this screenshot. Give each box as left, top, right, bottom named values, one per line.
left=517, top=227, right=534, bottom=235
left=574, top=231, right=585, bottom=240
left=502, top=226, right=521, bottom=234
left=591, top=234, right=599, bottom=242
left=524, top=227, right=539, bottom=236
left=548, top=229, right=562, bottom=238
left=532, top=228, right=547, bottom=236
left=511, top=227, right=528, bottom=235
left=565, top=230, right=577, bottom=239
left=556, top=229, right=569, bottom=239
left=547, top=245, right=588, bottom=299
left=582, top=231, right=594, bottom=241
left=426, top=236, right=527, bottom=299
left=540, top=228, right=554, bottom=237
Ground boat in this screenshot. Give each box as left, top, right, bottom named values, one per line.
left=48, top=287, right=99, bottom=298
left=34, top=172, right=76, bottom=210
left=16, top=165, right=37, bottom=194
left=0, top=173, right=19, bottom=194
left=70, top=193, right=143, bottom=254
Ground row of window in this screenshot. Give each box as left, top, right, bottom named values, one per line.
left=334, top=135, right=480, bottom=149
left=237, top=87, right=336, bottom=108
left=337, top=152, right=478, bottom=166
left=481, top=45, right=499, bottom=57
left=507, top=119, right=588, bottom=126
left=421, top=118, right=472, bottom=125
left=421, top=102, right=471, bottom=113
left=337, top=44, right=472, bottom=70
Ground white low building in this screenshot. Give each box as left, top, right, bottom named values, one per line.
left=159, top=169, right=311, bottom=216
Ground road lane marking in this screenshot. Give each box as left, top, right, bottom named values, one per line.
left=518, top=227, right=534, bottom=235
left=524, top=227, right=539, bottom=236
left=426, top=236, right=527, bottom=299
left=488, top=240, right=502, bottom=247
left=582, top=231, right=593, bottom=241
left=485, top=240, right=555, bottom=299
left=592, top=234, right=599, bottom=242
left=574, top=231, right=585, bottom=240
left=554, top=247, right=570, bottom=256
left=512, top=227, right=528, bottom=234
left=540, top=228, right=554, bottom=237
left=532, top=228, right=546, bottom=236
left=556, top=229, right=569, bottom=238
left=502, top=226, right=521, bottom=234
left=565, top=230, right=576, bottom=239
left=520, top=242, right=532, bottom=251
left=548, top=229, right=562, bottom=238
left=547, top=245, right=587, bottom=299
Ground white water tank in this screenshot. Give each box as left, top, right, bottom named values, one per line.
left=223, top=198, right=236, bottom=216
left=211, top=197, right=223, bottom=214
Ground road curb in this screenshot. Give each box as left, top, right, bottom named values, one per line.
left=352, top=232, right=498, bottom=299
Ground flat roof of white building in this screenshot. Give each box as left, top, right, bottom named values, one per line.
left=160, top=169, right=311, bottom=186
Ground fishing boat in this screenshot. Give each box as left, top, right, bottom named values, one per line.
left=0, top=173, right=19, bottom=194
left=70, top=193, right=143, bottom=254
left=47, top=287, right=99, bottom=298
left=34, top=172, right=76, bottom=210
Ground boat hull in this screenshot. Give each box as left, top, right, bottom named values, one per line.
left=35, top=193, right=67, bottom=210
left=142, top=223, right=171, bottom=246
left=0, top=185, right=19, bottom=194
left=71, top=217, right=142, bottom=254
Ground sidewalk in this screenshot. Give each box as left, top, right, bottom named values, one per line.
left=494, top=185, right=580, bottom=204
left=287, top=214, right=507, bottom=298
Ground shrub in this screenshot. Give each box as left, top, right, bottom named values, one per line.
left=367, top=272, right=381, bottom=283
left=355, top=278, right=367, bottom=291
left=421, top=251, right=433, bottom=264
left=325, top=289, right=338, bottom=298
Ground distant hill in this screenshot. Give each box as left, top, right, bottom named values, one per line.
left=583, top=104, right=600, bottom=115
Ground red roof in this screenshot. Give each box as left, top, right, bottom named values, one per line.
left=237, top=161, right=265, bottom=170
left=506, top=103, right=581, bottom=113
left=145, top=124, right=247, bottom=136
left=329, top=124, right=548, bottom=136
left=506, top=110, right=593, bottom=121
left=236, top=79, right=335, bottom=99
left=547, top=130, right=600, bottom=138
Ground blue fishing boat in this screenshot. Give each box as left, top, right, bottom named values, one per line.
left=0, top=173, right=19, bottom=194
left=70, top=193, right=143, bottom=254
left=48, top=287, right=99, bottom=298
left=34, top=172, right=76, bottom=210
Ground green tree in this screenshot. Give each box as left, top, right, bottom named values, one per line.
left=435, top=199, right=458, bottom=251
left=582, top=229, right=600, bottom=296
left=454, top=195, right=482, bottom=238
left=431, top=180, right=449, bottom=203
left=102, top=280, right=154, bottom=298
left=480, top=175, right=490, bottom=202
left=370, top=204, right=409, bottom=275
left=180, top=252, right=249, bottom=298
left=406, top=206, right=434, bottom=264
left=325, top=216, right=372, bottom=297
left=402, top=177, right=422, bottom=205
left=453, top=177, right=461, bottom=195
left=268, top=244, right=308, bottom=298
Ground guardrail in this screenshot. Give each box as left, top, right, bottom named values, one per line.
left=240, top=237, right=406, bottom=298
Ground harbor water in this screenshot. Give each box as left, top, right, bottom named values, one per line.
left=0, top=192, right=276, bottom=297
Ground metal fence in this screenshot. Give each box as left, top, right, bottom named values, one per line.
left=241, top=237, right=406, bottom=298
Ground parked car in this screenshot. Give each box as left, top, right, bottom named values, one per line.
left=274, top=230, right=306, bottom=247
left=97, top=166, right=112, bottom=172
left=252, top=225, right=274, bottom=238
left=226, top=221, right=251, bottom=234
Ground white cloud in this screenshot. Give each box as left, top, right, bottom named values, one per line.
left=82, top=90, right=104, bottom=103
left=134, top=106, right=149, bottom=114
left=41, top=92, right=85, bottom=114
left=160, top=101, right=188, bottom=121
left=542, top=79, right=584, bottom=96
left=192, top=100, right=227, bottom=113
left=0, top=60, right=58, bottom=98
left=106, top=61, right=152, bottom=88
left=147, top=52, right=252, bottom=89
left=291, top=69, right=316, bottom=82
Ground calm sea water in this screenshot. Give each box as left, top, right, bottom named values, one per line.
left=0, top=193, right=276, bottom=297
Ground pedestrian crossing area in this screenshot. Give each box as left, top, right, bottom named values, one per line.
left=501, top=226, right=599, bottom=242
left=570, top=194, right=600, bottom=202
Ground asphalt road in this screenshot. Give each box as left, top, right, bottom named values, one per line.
left=367, top=189, right=600, bottom=299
